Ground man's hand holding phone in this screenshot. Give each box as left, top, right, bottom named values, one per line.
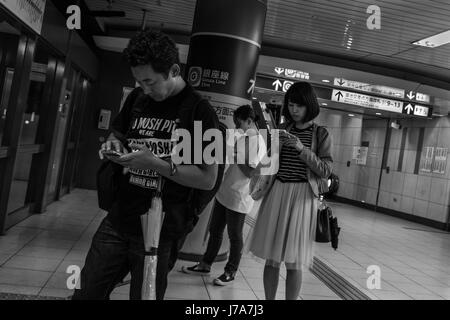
left=99, top=138, right=129, bottom=161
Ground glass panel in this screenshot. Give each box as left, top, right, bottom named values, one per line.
left=48, top=84, right=72, bottom=196
left=7, top=41, right=51, bottom=213
left=0, top=68, right=14, bottom=145
left=7, top=152, right=33, bottom=214
left=0, top=21, right=20, bottom=146
left=18, top=62, right=47, bottom=145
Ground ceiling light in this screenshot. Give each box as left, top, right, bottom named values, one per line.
left=322, top=103, right=328, bottom=106
left=376, top=112, right=382, bottom=115
left=322, top=79, right=330, bottom=83
left=348, top=114, right=355, bottom=117
left=412, top=29, right=450, bottom=48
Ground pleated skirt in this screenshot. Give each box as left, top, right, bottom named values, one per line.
left=245, top=179, right=317, bottom=271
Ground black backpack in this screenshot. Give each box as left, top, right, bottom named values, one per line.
left=174, top=90, right=225, bottom=226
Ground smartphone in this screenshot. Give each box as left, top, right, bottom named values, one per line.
left=277, top=129, right=290, bottom=138
left=102, top=150, right=123, bottom=158
left=274, top=129, right=288, bottom=135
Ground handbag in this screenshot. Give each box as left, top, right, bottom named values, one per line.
left=315, top=197, right=332, bottom=243
left=315, top=196, right=341, bottom=250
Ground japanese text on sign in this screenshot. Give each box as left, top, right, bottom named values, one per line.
left=420, top=147, right=434, bottom=173
left=274, top=67, right=310, bottom=80
left=334, top=78, right=405, bottom=98
left=406, top=91, right=431, bottom=103
left=432, top=147, right=448, bottom=174
left=188, top=66, right=230, bottom=89
left=0, top=0, right=46, bottom=34
left=332, top=89, right=403, bottom=113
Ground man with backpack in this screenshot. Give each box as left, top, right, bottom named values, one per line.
left=72, top=29, right=222, bottom=300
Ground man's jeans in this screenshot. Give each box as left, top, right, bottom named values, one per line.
left=202, top=200, right=246, bottom=275
left=72, top=216, right=185, bottom=300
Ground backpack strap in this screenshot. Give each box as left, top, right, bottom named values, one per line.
left=123, top=87, right=145, bottom=127
left=176, top=90, right=205, bottom=131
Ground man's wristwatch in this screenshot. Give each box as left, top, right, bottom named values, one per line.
left=168, top=158, right=178, bottom=176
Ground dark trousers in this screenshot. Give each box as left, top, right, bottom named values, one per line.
left=72, top=217, right=185, bottom=300
left=202, top=199, right=246, bottom=275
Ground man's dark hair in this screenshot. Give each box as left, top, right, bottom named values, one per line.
left=123, top=29, right=180, bottom=76
left=233, top=105, right=260, bottom=123
left=282, top=82, right=320, bottom=123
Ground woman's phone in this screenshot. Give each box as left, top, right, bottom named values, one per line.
left=277, top=129, right=292, bottom=138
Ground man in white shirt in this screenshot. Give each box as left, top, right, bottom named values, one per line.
left=182, top=105, right=266, bottom=285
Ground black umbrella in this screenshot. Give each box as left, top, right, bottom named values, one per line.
left=329, top=216, right=341, bottom=250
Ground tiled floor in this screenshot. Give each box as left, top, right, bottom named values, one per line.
left=315, top=200, right=450, bottom=300
left=2, top=190, right=448, bottom=300
left=0, top=189, right=340, bottom=300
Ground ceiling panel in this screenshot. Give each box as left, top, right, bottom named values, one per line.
left=85, top=0, right=450, bottom=76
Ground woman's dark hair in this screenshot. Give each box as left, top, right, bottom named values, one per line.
left=233, top=105, right=259, bottom=123
left=123, top=29, right=180, bottom=76
left=282, top=82, right=320, bottom=123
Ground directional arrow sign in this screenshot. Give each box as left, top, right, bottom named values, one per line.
left=335, top=91, right=344, bottom=101
left=274, top=67, right=284, bottom=75
left=337, top=78, right=345, bottom=86
left=405, top=103, right=414, bottom=114
left=272, top=79, right=283, bottom=91
left=247, top=79, right=255, bottom=94
left=407, top=91, right=415, bottom=100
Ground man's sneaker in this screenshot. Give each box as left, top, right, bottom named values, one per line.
left=213, top=272, right=235, bottom=286
left=181, top=264, right=210, bottom=276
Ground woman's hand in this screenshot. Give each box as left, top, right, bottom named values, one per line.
left=284, top=136, right=304, bottom=152
left=279, top=131, right=304, bottom=152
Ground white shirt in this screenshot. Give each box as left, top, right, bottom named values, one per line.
left=215, top=130, right=267, bottom=214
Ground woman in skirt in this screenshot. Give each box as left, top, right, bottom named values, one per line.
left=247, top=81, right=333, bottom=300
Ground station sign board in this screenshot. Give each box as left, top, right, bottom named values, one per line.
left=0, top=0, right=46, bottom=34
left=274, top=67, right=310, bottom=80
left=331, top=89, right=403, bottom=113
left=334, top=78, right=404, bottom=98
left=330, top=89, right=431, bottom=117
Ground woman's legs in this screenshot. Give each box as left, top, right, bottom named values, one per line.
left=285, top=267, right=302, bottom=300
left=263, top=261, right=280, bottom=300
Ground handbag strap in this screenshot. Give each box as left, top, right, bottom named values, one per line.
left=315, top=124, right=322, bottom=154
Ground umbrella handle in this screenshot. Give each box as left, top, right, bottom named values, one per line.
left=202, top=206, right=213, bottom=245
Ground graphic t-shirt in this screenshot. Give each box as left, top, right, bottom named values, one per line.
left=108, top=84, right=219, bottom=235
